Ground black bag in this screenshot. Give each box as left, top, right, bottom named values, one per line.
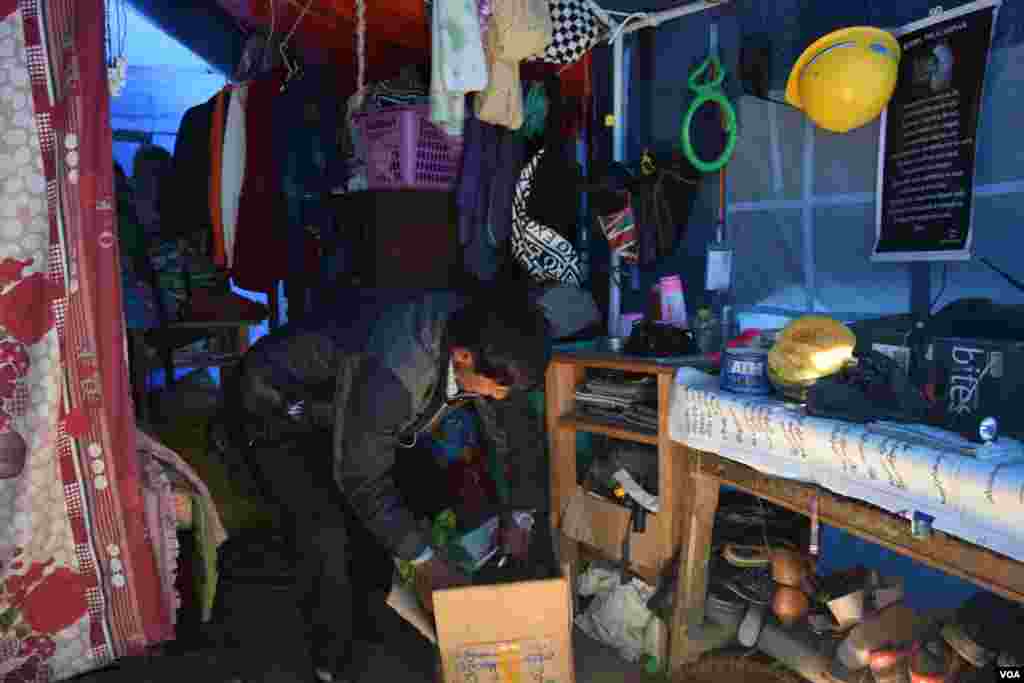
left=524, top=77, right=581, bottom=243
left=624, top=321, right=699, bottom=357
left=806, top=351, right=932, bottom=424
left=511, top=149, right=583, bottom=285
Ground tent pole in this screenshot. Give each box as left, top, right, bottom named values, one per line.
left=609, top=31, right=625, bottom=336
left=606, top=0, right=727, bottom=337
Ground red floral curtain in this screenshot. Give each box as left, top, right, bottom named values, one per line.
left=0, top=1, right=170, bottom=679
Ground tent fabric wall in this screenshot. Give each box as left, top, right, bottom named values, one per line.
left=130, top=0, right=244, bottom=76
left=593, top=0, right=1024, bottom=323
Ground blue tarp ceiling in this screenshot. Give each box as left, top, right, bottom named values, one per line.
left=129, top=0, right=1024, bottom=87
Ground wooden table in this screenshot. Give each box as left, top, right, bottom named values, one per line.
left=544, top=350, right=1024, bottom=676
left=128, top=320, right=258, bottom=424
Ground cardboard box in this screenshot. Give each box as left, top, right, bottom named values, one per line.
left=434, top=578, right=576, bottom=683
left=560, top=487, right=663, bottom=573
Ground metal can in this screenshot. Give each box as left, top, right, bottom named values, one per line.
left=911, top=511, right=934, bottom=540
left=721, top=347, right=772, bottom=395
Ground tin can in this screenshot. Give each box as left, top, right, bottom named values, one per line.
left=911, top=511, right=934, bottom=540
left=721, top=347, right=772, bottom=395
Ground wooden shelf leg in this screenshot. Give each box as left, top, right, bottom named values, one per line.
left=555, top=531, right=581, bottom=617
left=668, top=466, right=721, bottom=673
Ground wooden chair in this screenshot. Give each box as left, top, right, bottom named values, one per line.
left=128, top=242, right=274, bottom=424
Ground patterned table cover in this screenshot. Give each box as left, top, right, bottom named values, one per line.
left=668, top=369, right=1024, bottom=563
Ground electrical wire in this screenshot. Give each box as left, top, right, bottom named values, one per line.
left=355, top=0, right=367, bottom=106
left=267, top=0, right=277, bottom=67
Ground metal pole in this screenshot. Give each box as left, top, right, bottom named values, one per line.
left=620, top=0, right=726, bottom=36
left=609, top=32, right=625, bottom=337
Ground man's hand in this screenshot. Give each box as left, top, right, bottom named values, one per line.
left=501, top=525, right=531, bottom=561
left=414, top=555, right=470, bottom=614
left=501, top=512, right=534, bottom=562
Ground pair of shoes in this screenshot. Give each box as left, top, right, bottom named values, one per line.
left=738, top=604, right=766, bottom=647
left=720, top=567, right=775, bottom=606
left=722, top=543, right=773, bottom=568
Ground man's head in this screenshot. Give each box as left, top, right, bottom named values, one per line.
left=447, top=292, right=552, bottom=400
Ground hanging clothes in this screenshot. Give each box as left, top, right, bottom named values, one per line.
left=233, top=72, right=289, bottom=293
left=221, top=83, right=248, bottom=270
left=524, top=75, right=581, bottom=244
left=456, top=94, right=525, bottom=281
left=166, top=96, right=217, bottom=243
left=208, top=88, right=230, bottom=267
left=431, top=0, right=489, bottom=135
left=630, top=160, right=700, bottom=266
left=272, top=66, right=341, bottom=320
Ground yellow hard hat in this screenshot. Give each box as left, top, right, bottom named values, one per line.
left=785, top=27, right=901, bottom=133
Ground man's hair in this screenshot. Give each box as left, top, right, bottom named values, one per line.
left=447, top=286, right=551, bottom=392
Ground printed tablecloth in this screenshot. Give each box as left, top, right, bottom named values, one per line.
left=668, top=369, right=1024, bottom=563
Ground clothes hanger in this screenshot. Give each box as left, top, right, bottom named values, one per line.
left=279, top=0, right=314, bottom=93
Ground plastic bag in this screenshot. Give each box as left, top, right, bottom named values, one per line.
left=575, top=565, right=658, bottom=663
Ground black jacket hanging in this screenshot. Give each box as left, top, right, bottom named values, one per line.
left=524, top=75, right=581, bottom=245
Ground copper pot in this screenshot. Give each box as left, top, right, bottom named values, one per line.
left=771, top=549, right=811, bottom=588
left=772, top=586, right=810, bottom=626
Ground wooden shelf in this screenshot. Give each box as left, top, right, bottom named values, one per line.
left=697, top=451, right=1024, bottom=605
left=558, top=413, right=658, bottom=445
left=552, top=350, right=715, bottom=376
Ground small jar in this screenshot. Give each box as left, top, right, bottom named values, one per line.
left=694, top=308, right=721, bottom=354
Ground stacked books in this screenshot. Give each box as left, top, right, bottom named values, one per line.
left=575, top=375, right=658, bottom=432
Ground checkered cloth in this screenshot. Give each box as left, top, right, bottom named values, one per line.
left=529, top=0, right=607, bottom=65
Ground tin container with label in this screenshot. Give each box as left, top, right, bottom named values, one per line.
left=721, top=347, right=772, bottom=396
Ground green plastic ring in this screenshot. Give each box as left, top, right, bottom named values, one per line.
left=681, top=90, right=738, bottom=174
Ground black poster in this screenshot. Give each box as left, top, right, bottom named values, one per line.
left=872, top=1, right=998, bottom=262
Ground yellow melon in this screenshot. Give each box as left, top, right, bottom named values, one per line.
left=768, top=315, right=856, bottom=384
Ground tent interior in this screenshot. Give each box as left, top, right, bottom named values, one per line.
left=13, top=0, right=1024, bottom=679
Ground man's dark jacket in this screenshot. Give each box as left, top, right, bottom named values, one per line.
left=235, top=289, right=548, bottom=562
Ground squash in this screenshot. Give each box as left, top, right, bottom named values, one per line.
left=768, top=315, right=856, bottom=384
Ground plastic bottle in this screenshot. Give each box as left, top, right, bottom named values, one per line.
left=658, top=275, right=687, bottom=328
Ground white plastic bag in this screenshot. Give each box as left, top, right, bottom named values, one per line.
left=574, top=566, right=657, bottom=663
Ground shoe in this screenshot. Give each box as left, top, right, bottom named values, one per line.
left=722, top=544, right=772, bottom=568
left=721, top=567, right=775, bottom=606
left=738, top=604, right=765, bottom=647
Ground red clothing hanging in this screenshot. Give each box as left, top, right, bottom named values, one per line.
left=232, top=72, right=289, bottom=292
left=209, top=88, right=229, bottom=267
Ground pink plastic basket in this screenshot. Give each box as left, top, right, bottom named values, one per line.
left=354, top=105, right=464, bottom=191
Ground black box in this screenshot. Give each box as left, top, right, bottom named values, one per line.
left=925, top=337, right=1024, bottom=441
